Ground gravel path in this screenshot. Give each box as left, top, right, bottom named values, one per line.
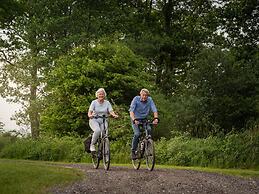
left=50, top=163, right=259, bottom=194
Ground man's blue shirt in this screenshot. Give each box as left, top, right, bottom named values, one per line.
left=129, top=96, right=157, bottom=119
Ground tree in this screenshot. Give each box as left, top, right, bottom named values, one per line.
left=0, top=0, right=129, bottom=138
left=122, top=0, right=219, bottom=95
left=0, top=0, right=23, bottom=26
left=184, top=47, right=259, bottom=136
left=41, top=42, right=150, bottom=135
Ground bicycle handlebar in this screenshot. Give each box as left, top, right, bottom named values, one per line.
left=133, top=118, right=160, bottom=125
left=93, top=115, right=109, bottom=119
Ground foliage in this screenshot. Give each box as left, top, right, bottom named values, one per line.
left=0, top=134, right=86, bottom=162
left=41, top=42, right=150, bottom=135
left=155, top=129, right=259, bottom=169
left=1, top=129, right=259, bottom=169
left=185, top=47, right=259, bottom=135
left=150, top=91, right=176, bottom=139
left=0, top=0, right=258, bottom=148
left=0, top=131, right=14, bottom=152
left=0, top=0, right=23, bottom=26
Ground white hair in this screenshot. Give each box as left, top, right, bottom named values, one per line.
left=140, top=88, right=150, bottom=95
left=95, top=88, right=107, bottom=97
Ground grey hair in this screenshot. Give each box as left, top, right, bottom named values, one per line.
left=140, top=88, right=150, bottom=95
left=95, top=88, right=107, bottom=97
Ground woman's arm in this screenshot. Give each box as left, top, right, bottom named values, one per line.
left=110, top=111, right=119, bottom=118
left=88, top=110, right=94, bottom=119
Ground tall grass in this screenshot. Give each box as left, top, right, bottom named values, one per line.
left=0, top=134, right=91, bottom=163
left=155, top=130, right=259, bottom=169
left=0, top=130, right=258, bottom=169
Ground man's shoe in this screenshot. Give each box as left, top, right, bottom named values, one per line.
left=131, top=151, right=137, bottom=160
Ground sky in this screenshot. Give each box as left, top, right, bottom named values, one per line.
left=0, top=97, right=21, bottom=131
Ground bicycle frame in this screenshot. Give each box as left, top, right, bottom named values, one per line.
left=132, top=119, right=156, bottom=171
left=92, top=115, right=110, bottom=170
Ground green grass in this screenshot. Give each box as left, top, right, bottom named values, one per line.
left=1, top=159, right=258, bottom=194
left=156, top=165, right=259, bottom=178
left=0, top=159, right=84, bottom=194
left=114, top=163, right=259, bottom=178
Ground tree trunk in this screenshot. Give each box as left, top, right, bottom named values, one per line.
left=29, top=64, right=40, bottom=139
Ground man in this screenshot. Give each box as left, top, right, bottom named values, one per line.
left=129, top=88, right=159, bottom=159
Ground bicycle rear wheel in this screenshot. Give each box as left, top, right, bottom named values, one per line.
left=92, top=140, right=101, bottom=169
left=145, top=138, right=155, bottom=171
left=132, top=143, right=141, bottom=170
left=103, top=138, right=110, bottom=170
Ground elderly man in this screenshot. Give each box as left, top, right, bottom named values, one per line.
left=129, top=88, right=159, bottom=159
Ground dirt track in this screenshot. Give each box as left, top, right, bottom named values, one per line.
left=50, top=163, right=259, bottom=194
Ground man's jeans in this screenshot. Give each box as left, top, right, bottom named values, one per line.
left=131, top=120, right=151, bottom=151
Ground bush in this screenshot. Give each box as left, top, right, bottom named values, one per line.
left=0, top=135, right=86, bottom=162
left=1, top=129, right=258, bottom=169
left=155, top=130, right=259, bottom=169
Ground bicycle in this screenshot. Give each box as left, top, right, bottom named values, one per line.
left=132, top=118, right=158, bottom=171
left=91, top=115, right=110, bottom=171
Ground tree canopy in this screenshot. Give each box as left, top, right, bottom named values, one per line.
left=0, top=0, right=258, bottom=138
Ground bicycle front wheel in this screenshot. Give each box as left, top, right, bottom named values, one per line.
left=92, top=141, right=101, bottom=169
left=132, top=143, right=141, bottom=170
left=145, top=138, right=155, bottom=171
left=103, top=138, right=110, bottom=170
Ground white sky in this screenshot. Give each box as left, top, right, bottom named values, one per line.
left=0, top=97, right=21, bottom=131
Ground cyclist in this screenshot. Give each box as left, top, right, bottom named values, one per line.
left=129, top=88, right=159, bottom=160
left=88, top=88, right=118, bottom=153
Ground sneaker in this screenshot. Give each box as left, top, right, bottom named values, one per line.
left=131, top=151, right=137, bottom=160
left=90, top=144, right=96, bottom=152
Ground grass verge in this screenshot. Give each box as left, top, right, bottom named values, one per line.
left=114, top=163, right=259, bottom=178
left=0, top=159, right=84, bottom=194
left=156, top=165, right=259, bottom=178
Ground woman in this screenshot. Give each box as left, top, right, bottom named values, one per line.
left=88, top=88, right=118, bottom=152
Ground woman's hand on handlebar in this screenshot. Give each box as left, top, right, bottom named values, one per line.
left=88, top=114, right=94, bottom=119
left=88, top=111, right=94, bottom=119
left=112, top=114, right=119, bottom=119
left=110, top=111, right=119, bottom=119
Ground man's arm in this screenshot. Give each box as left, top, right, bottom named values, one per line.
left=130, top=111, right=136, bottom=121
left=130, top=111, right=140, bottom=125
left=129, top=97, right=137, bottom=122
left=153, top=112, right=159, bottom=124
left=153, top=112, right=158, bottom=119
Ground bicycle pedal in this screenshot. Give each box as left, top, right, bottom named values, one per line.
left=91, top=151, right=96, bottom=158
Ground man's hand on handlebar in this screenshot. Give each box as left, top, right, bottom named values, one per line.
left=133, top=119, right=139, bottom=125
left=152, top=118, right=159, bottom=125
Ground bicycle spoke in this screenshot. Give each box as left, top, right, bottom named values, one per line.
left=92, top=142, right=101, bottom=169
left=145, top=139, right=155, bottom=171
left=132, top=143, right=141, bottom=170
left=103, top=138, right=110, bottom=170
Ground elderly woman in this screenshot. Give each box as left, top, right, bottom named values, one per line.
left=88, top=88, right=118, bottom=152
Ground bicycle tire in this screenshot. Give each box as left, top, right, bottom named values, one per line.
left=145, top=138, right=155, bottom=171
left=103, top=138, right=110, bottom=170
left=92, top=140, right=101, bottom=169
left=132, top=142, right=141, bottom=170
